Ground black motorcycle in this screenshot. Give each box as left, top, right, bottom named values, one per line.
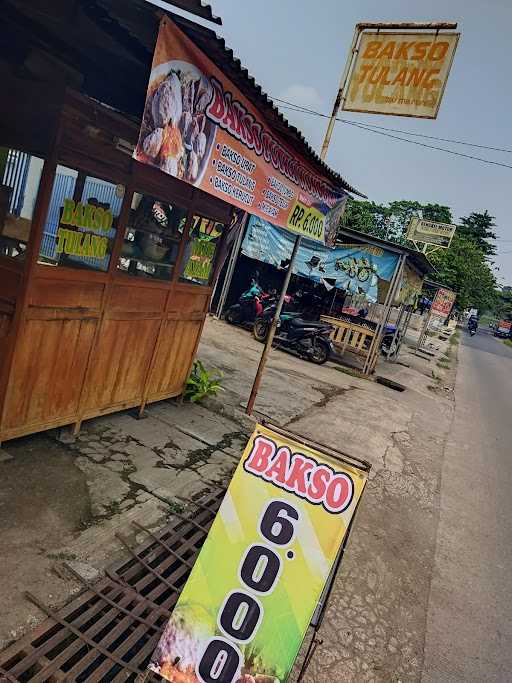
left=253, top=306, right=333, bottom=365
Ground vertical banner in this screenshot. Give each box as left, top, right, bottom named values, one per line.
left=431, top=287, right=456, bottom=318
left=150, top=424, right=369, bottom=683
left=134, top=18, right=350, bottom=244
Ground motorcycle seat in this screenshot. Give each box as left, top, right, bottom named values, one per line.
left=290, top=318, right=330, bottom=328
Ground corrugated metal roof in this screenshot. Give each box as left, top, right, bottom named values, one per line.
left=147, top=0, right=222, bottom=24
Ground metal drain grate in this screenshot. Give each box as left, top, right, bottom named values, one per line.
left=0, top=487, right=225, bottom=682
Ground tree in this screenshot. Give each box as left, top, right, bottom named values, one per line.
left=341, top=199, right=389, bottom=239
left=340, top=199, right=453, bottom=244
left=430, top=234, right=498, bottom=312
left=494, top=288, right=512, bottom=320
left=458, top=210, right=497, bottom=257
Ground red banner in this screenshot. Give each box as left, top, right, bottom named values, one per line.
left=431, top=288, right=456, bottom=318
left=134, top=18, right=348, bottom=244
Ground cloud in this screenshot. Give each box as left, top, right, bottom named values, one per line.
left=278, top=84, right=323, bottom=112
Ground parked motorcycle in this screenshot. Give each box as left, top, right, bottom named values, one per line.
left=380, top=323, right=402, bottom=357
left=253, top=306, right=334, bottom=364
left=225, top=280, right=274, bottom=327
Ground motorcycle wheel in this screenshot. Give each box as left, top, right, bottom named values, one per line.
left=253, top=319, right=269, bottom=342
left=309, top=338, right=330, bottom=365
left=225, top=307, right=240, bottom=325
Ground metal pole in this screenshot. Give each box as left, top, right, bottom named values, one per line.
left=363, top=254, right=404, bottom=374
left=246, top=235, right=301, bottom=415
left=320, top=26, right=362, bottom=161
left=329, top=287, right=337, bottom=315
left=386, top=302, right=406, bottom=361
left=215, top=213, right=247, bottom=318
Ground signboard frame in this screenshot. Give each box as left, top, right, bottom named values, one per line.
left=406, top=216, right=457, bottom=253
left=148, top=422, right=370, bottom=683
left=342, top=30, right=460, bottom=119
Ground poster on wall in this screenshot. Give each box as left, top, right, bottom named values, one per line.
left=149, top=423, right=369, bottom=683
left=343, top=31, right=459, bottom=119
left=134, top=17, right=349, bottom=244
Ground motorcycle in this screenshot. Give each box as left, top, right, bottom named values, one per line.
left=253, top=303, right=334, bottom=365
left=467, top=317, right=478, bottom=337
left=380, top=323, right=402, bottom=357
left=225, top=280, right=274, bottom=327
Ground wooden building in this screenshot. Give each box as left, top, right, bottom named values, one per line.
left=0, top=0, right=357, bottom=443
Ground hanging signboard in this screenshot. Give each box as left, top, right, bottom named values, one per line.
left=134, top=18, right=349, bottom=245
left=406, top=217, right=456, bottom=248
left=431, top=287, right=456, bottom=318
left=149, top=423, right=369, bottom=683
left=343, top=31, right=459, bottom=119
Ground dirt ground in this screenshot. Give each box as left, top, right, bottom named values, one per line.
left=0, top=317, right=459, bottom=681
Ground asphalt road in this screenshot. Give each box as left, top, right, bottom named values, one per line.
left=422, top=329, right=512, bottom=682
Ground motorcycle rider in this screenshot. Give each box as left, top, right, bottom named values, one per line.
left=468, top=314, right=478, bottom=334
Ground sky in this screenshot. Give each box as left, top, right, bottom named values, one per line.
left=152, top=0, right=512, bottom=284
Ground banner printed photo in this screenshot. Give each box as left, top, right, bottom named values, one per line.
left=242, top=215, right=400, bottom=302
left=134, top=18, right=349, bottom=244
left=149, top=424, right=369, bottom=683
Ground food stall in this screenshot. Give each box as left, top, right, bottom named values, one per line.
left=0, top=0, right=358, bottom=443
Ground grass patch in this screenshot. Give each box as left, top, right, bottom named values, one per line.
left=437, top=361, right=451, bottom=370
left=505, top=339, right=512, bottom=348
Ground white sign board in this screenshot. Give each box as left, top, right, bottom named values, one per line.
left=407, top=217, right=456, bottom=248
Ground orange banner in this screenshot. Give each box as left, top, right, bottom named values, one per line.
left=134, top=18, right=348, bottom=244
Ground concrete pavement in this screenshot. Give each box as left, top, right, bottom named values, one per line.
left=0, top=317, right=457, bottom=682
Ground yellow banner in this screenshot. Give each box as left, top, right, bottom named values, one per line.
left=344, top=31, right=459, bottom=119
left=150, top=424, right=369, bottom=683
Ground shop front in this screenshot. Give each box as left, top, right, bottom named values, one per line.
left=0, top=88, right=233, bottom=443
left=0, top=1, right=359, bottom=442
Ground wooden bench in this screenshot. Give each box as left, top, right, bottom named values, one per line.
left=321, top=314, right=378, bottom=370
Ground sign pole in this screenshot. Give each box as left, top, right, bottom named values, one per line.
left=246, top=106, right=341, bottom=415
left=320, top=26, right=363, bottom=160
left=246, top=234, right=301, bottom=415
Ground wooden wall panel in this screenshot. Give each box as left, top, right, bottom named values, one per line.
left=146, top=318, right=202, bottom=400
left=2, top=317, right=96, bottom=430
left=83, top=318, right=160, bottom=410
left=28, top=277, right=104, bottom=312
left=107, top=283, right=167, bottom=315
left=168, top=289, right=208, bottom=315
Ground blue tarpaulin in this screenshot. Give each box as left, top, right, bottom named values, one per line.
left=242, top=215, right=399, bottom=303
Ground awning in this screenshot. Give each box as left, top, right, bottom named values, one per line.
left=242, top=215, right=401, bottom=303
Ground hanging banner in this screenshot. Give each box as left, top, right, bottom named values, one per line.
left=406, top=217, right=456, bottom=248
left=134, top=18, right=349, bottom=244
left=343, top=31, right=459, bottom=119
left=242, top=215, right=399, bottom=302
left=149, top=424, right=369, bottom=683
left=431, top=287, right=456, bottom=318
